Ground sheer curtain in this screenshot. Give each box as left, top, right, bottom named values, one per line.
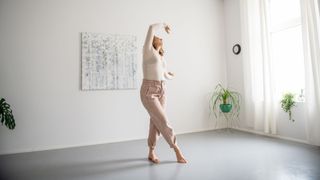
left=301, top=0, right=320, bottom=146
left=240, top=0, right=278, bottom=134
left=240, top=0, right=320, bottom=144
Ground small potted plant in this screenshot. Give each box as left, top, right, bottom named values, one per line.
left=0, top=97, right=16, bottom=130
left=280, top=93, right=296, bottom=122
left=209, top=84, right=241, bottom=120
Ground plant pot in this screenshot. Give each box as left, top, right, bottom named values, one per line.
left=220, top=104, right=232, bottom=113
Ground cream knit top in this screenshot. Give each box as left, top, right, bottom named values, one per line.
left=142, top=23, right=174, bottom=81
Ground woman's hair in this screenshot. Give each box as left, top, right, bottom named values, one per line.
left=153, top=36, right=164, bottom=56
left=158, top=47, right=164, bottom=56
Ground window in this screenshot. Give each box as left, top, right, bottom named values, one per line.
left=269, top=0, right=305, bottom=101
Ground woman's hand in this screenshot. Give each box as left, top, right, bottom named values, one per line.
left=168, top=72, right=175, bottom=77
left=164, top=23, right=171, bottom=34
left=164, top=71, right=175, bottom=80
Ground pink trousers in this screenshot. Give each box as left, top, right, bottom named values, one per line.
left=140, top=79, right=177, bottom=149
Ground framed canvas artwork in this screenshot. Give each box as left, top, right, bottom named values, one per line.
left=81, top=32, right=137, bottom=90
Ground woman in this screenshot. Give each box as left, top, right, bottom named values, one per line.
left=140, top=23, right=187, bottom=164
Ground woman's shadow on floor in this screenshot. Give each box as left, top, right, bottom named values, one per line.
left=16, top=157, right=179, bottom=180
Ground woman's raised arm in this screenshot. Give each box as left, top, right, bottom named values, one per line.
left=143, top=23, right=168, bottom=52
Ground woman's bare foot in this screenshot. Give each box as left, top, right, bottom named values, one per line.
left=148, top=154, right=160, bottom=163
left=148, top=149, right=160, bottom=164
left=173, top=146, right=187, bottom=163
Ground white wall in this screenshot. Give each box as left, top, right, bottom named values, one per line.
left=0, top=0, right=227, bottom=154
left=224, top=0, right=307, bottom=142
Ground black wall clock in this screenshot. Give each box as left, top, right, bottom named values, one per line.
left=232, top=44, right=241, bottom=55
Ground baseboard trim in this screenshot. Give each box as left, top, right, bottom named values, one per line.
left=231, top=127, right=314, bottom=146
left=1, top=126, right=314, bottom=155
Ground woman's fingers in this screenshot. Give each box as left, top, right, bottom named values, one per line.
left=168, top=72, right=175, bottom=76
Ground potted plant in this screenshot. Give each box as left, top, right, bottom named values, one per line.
left=280, top=93, right=296, bottom=122
left=0, top=98, right=16, bottom=130
left=209, top=84, right=241, bottom=121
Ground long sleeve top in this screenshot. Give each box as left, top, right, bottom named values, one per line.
left=142, top=23, right=174, bottom=81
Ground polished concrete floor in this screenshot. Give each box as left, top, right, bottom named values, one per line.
left=1, top=129, right=320, bottom=180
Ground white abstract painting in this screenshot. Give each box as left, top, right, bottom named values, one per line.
left=81, top=32, right=137, bottom=90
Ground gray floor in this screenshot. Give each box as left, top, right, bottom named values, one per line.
left=1, top=129, right=320, bottom=180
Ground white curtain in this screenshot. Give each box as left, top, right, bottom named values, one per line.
left=240, top=0, right=279, bottom=134
left=300, top=0, right=320, bottom=146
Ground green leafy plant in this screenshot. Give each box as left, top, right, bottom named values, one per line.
left=0, top=98, right=16, bottom=130
left=209, top=84, right=241, bottom=121
left=280, top=93, right=296, bottom=122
